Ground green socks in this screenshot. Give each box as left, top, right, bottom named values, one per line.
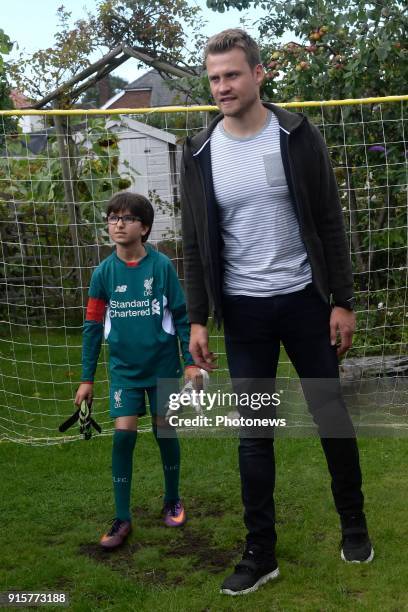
left=111, top=426, right=180, bottom=519
left=112, top=429, right=137, bottom=521
left=153, top=425, right=181, bottom=503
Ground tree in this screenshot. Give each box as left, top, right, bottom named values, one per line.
left=9, top=1, right=202, bottom=105
left=206, top=0, right=406, bottom=100
left=206, top=0, right=265, bottom=9
left=0, top=29, right=17, bottom=138
left=0, top=29, right=13, bottom=107
left=91, top=0, right=201, bottom=68
left=79, top=74, right=128, bottom=107
left=0, top=119, right=132, bottom=320
left=9, top=7, right=96, bottom=105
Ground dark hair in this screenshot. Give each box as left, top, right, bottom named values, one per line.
left=106, top=192, right=154, bottom=242
left=204, top=28, right=261, bottom=69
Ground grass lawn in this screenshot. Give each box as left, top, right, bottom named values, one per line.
left=1, top=329, right=407, bottom=610
left=1, top=434, right=407, bottom=611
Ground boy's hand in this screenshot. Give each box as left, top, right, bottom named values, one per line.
left=184, top=366, right=202, bottom=386
left=75, top=383, right=93, bottom=407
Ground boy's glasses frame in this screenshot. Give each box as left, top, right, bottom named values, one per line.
left=107, top=214, right=142, bottom=225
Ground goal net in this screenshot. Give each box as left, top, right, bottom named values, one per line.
left=0, top=97, right=407, bottom=444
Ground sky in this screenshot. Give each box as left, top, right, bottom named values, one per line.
left=2, top=0, right=268, bottom=86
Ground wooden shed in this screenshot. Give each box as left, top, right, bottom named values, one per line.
left=106, top=116, right=181, bottom=243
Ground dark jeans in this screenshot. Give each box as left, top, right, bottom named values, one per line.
left=223, top=284, right=364, bottom=552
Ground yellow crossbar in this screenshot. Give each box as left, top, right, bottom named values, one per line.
left=0, top=95, right=407, bottom=116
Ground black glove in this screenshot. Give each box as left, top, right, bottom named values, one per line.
left=59, top=400, right=101, bottom=440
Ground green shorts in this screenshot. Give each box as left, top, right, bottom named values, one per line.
left=109, top=382, right=179, bottom=418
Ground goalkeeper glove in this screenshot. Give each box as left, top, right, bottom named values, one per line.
left=59, top=400, right=101, bottom=440
left=165, top=368, right=209, bottom=420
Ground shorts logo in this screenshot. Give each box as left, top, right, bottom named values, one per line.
left=115, top=285, right=127, bottom=293
left=152, top=298, right=160, bottom=315
left=114, top=389, right=123, bottom=409
left=144, top=277, right=153, bottom=296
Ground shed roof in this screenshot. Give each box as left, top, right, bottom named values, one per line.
left=106, top=115, right=177, bottom=145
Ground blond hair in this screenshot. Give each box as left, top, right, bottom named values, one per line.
left=204, top=29, right=261, bottom=68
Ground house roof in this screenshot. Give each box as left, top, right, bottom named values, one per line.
left=24, top=44, right=194, bottom=110
left=126, top=69, right=179, bottom=106
left=104, top=69, right=191, bottom=108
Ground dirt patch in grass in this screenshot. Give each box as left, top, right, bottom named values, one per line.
left=312, top=531, right=326, bottom=542
left=79, top=541, right=142, bottom=563
left=164, top=528, right=239, bottom=573
left=183, top=496, right=229, bottom=518
left=54, top=576, right=74, bottom=590
left=78, top=503, right=240, bottom=585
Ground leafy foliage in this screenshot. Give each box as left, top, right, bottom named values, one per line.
left=8, top=7, right=96, bottom=105
left=91, top=0, right=200, bottom=64
left=0, top=119, right=131, bottom=322
left=9, top=1, right=202, bottom=105
left=0, top=29, right=17, bottom=137
left=206, top=0, right=268, bottom=10
left=258, top=0, right=406, bottom=102
left=79, top=75, right=128, bottom=108
left=205, top=0, right=406, bottom=100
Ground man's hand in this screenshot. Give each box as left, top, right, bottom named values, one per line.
left=189, top=324, right=217, bottom=371
left=75, top=382, right=93, bottom=407
left=330, top=307, right=356, bottom=357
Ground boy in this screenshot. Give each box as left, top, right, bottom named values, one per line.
left=75, top=191, right=200, bottom=550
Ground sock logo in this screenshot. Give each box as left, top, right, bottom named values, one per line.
left=114, top=389, right=123, bottom=409
left=152, top=298, right=160, bottom=315
left=144, top=277, right=153, bottom=296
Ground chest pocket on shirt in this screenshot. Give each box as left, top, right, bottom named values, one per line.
left=263, top=152, right=286, bottom=187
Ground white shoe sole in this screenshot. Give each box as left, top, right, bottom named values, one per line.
left=220, top=567, right=280, bottom=596
left=341, top=546, right=375, bottom=563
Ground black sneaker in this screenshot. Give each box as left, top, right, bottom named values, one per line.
left=340, top=515, right=374, bottom=563
left=220, top=546, right=279, bottom=596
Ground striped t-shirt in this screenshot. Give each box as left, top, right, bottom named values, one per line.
left=211, top=110, right=312, bottom=296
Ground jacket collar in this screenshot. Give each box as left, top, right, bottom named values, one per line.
left=189, top=102, right=305, bottom=155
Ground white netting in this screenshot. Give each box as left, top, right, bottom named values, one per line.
left=0, top=99, right=407, bottom=444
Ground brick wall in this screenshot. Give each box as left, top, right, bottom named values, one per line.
left=108, top=90, right=152, bottom=108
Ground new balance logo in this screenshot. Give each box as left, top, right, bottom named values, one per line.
left=152, top=298, right=160, bottom=315
left=115, top=285, right=127, bottom=293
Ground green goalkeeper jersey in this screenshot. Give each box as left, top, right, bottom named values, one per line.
left=81, top=245, right=194, bottom=387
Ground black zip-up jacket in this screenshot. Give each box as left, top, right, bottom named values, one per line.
left=180, top=102, right=354, bottom=327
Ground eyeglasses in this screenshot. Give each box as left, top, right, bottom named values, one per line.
left=107, top=214, right=142, bottom=225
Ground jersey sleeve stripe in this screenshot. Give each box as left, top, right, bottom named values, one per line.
left=86, top=297, right=107, bottom=322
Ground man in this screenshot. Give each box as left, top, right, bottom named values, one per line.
left=180, top=29, right=373, bottom=596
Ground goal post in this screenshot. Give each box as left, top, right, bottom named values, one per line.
left=0, top=95, right=407, bottom=444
